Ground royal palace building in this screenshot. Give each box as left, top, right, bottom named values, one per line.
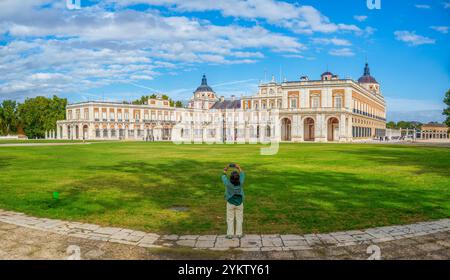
left=56, top=63, right=386, bottom=142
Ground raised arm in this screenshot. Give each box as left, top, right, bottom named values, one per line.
left=236, top=164, right=245, bottom=185
left=235, top=164, right=242, bottom=172
left=221, top=166, right=229, bottom=185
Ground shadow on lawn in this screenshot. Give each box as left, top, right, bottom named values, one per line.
left=47, top=158, right=450, bottom=234
left=0, top=157, right=14, bottom=169
left=328, top=145, right=450, bottom=176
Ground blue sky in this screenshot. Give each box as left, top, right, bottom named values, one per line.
left=0, top=0, right=449, bottom=122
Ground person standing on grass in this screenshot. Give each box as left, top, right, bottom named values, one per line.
left=222, top=163, right=245, bottom=239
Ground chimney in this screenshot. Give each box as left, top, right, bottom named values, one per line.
left=231, top=95, right=235, bottom=101
left=300, top=76, right=309, bottom=81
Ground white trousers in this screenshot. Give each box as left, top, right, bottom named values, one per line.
left=226, top=202, right=243, bottom=236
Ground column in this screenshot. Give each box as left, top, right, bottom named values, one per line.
left=315, top=114, right=326, bottom=142
left=298, top=116, right=304, bottom=142
left=340, top=114, right=347, bottom=142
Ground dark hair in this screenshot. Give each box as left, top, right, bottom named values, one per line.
left=230, top=171, right=240, bottom=186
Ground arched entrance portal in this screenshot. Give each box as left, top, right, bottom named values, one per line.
left=304, top=118, right=315, bottom=141
left=83, top=125, right=88, bottom=140
left=327, top=118, right=339, bottom=142
left=75, top=125, right=79, bottom=139
left=281, top=118, right=291, bottom=141
left=67, top=126, right=71, bottom=140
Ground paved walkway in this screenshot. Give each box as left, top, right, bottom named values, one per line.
left=0, top=142, right=92, bottom=147
left=1, top=209, right=449, bottom=256
left=1, top=221, right=449, bottom=260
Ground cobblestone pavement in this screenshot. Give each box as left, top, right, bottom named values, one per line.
left=0, top=209, right=449, bottom=259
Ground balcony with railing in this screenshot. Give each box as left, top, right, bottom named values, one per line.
left=352, top=109, right=386, bottom=121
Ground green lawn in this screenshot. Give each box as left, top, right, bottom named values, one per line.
left=0, top=142, right=449, bottom=234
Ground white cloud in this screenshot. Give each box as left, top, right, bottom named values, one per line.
left=445, top=2, right=450, bottom=9
left=329, top=48, right=355, bottom=57
left=354, top=15, right=368, bottom=22
left=0, top=2, right=308, bottom=99
left=414, top=4, right=431, bottom=9
left=312, top=38, right=352, bottom=46
left=430, top=26, right=449, bottom=34
left=394, top=31, right=436, bottom=46
left=108, top=0, right=363, bottom=35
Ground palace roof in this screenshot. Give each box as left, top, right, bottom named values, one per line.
left=194, top=75, right=215, bottom=93
left=358, top=63, right=378, bottom=84
left=211, top=99, right=241, bottom=109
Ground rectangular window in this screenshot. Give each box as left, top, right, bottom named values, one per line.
left=110, top=112, right=115, bottom=121
left=311, top=96, right=320, bottom=108
left=334, top=96, right=342, bottom=108
left=118, top=113, right=122, bottom=121
left=290, top=98, right=297, bottom=108
left=125, top=113, right=129, bottom=120
left=94, top=112, right=99, bottom=120
left=102, top=112, right=107, bottom=120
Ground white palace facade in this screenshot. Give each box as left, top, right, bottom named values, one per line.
left=56, top=63, right=386, bottom=142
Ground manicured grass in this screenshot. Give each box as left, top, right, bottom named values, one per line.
left=0, top=142, right=449, bottom=234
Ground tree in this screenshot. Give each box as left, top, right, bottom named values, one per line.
left=386, top=121, right=396, bottom=129
left=443, top=89, right=450, bottom=128
left=17, top=96, right=67, bottom=139
left=175, top=101, right=184, bottom=108
left=0, top=100, right=19, bottom=135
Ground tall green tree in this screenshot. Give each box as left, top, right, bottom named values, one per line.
left=386, top=121, right=396, bottom=129
left=17, top=96, right=67, bottom=139
left=0, top=100, right=19, bottom=135
left=443, top=89, right=450, bottom=128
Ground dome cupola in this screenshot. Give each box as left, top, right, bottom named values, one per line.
left=194, top=75, right=215, bottom=93
left=188, top=74, right=218, bottom=109
left=358, top=63, right=380, bottom=94
left=358, top=63, right=378, bottom=84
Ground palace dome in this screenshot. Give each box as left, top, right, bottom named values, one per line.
left=195, top=75, right=215, bottom=93
left=358, top=63, right=378, bottom=84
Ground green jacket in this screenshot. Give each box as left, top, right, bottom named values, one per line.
left=221, top=172, right=245, bottom=206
